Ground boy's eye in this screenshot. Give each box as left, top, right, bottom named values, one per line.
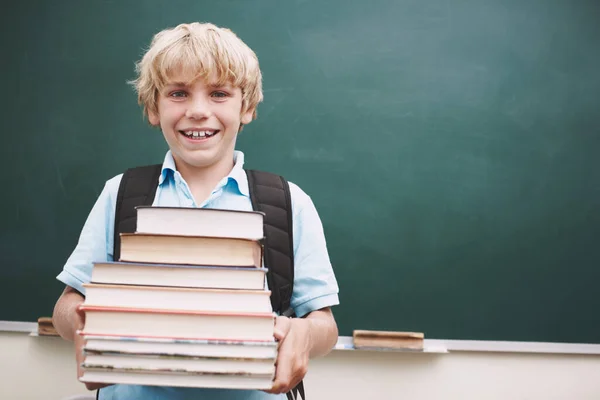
left=169, top=90, right=188, bottom=98
left=211, top=91, right=228, bottom=98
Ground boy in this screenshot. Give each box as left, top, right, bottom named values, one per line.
left=52, top=22, right=339, bottom=400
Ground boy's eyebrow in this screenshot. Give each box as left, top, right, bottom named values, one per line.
left=207, top=83, right=235, bottom=90
left=164, top=81, right=189, bottom=88
left=163, top=82, right=234, bottom=90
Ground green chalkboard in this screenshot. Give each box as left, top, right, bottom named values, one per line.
left=2, top=0, right=599, bottom=343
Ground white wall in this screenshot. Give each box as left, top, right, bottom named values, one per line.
left=2, top=332, right=600, bottom=400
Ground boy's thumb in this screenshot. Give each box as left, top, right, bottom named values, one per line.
left=74, top=304, right=86, bottom=329
left=273, top=316, right=291, bottom=341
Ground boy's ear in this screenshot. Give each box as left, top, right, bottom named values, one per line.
left=240, top=108, right=254, bottom=125
left=148, top=111, right=160, bottom=126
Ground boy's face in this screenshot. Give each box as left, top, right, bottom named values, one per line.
left=148, top=75, right=253, bottom=172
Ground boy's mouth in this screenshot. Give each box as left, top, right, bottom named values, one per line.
left=178, top=130, right=220, bottom=140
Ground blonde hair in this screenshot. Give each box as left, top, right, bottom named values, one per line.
left=130, top=22, right=263, bottom=121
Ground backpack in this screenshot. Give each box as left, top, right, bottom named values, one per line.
left=108, top=164, right=305, bottom=400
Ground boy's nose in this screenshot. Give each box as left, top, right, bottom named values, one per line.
left=185, top=98, right=212, bottom=119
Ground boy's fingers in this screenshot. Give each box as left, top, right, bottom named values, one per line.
left=273, top=328, right=285, bottom=341
left=84, top=381, right=109, bottom=391
left=74, top=329, right=110, bottom=391
left=74, top=334, right=86, bottom=369
left=269, top=341, right=293, bottom=394
left=74, top=306, right=86, bottom=331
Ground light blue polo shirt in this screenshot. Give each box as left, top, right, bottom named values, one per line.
left=57, top=150, right=339, bottom=400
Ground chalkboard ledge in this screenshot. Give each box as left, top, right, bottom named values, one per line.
left=334, top=336, right=447, bottom=353
left=3, top=321, right=600, bottom=355
left=427, top=339, right=600, bottom=355
left=0, top=320, right=37, bottom=332
left=335, top=337, right=600, bottom=355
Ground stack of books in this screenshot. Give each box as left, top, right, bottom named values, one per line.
left=78, top=206, right=277, bottom=390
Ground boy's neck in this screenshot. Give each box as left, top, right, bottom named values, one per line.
left=173, top=154, right=236, bottom=204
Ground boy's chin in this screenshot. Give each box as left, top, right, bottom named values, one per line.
left=174, top=152, right=222, bottom=169
left=180, top=158, right=215, bottom=169
left=170, top=145, right=235, bottom=171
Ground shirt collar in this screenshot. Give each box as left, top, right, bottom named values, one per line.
left=158, top=150, right=249, bottom=197
left=229, top=151, right=249, bottom=197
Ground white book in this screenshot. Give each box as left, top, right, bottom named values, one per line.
left=81, top=334, right=277, bottom=359
left=119, top=234, right=262, bottom=267
left=80, top=368, right=273, bottom=390
left=82, top=352, right=275, bottom=375
left=91, top=262, right=267, bottom=290
left=83, top=284, right=272, bottom=313
left=136, top=206, right=264, bottom=240
left=80, top=306, right=275, bottom=341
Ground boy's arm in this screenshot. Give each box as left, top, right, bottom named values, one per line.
left=53, top=286, right=109, bottom=391
left=54, top=175, right=122, bottom=332
left=53, top=176, right=122, bottom=391
left=282, top=307, right=338, bottom=360
left=53, top=286, right=85, bottom=341
left=267, top=308, right=337, bottom=395
left=267, top=182, right=341, bottom=394
left=302, top=307, right=338, bottom=358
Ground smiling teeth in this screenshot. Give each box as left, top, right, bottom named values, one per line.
left=185, top=131, right=214, bottom=137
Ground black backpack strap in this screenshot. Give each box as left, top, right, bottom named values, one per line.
left=246, top=169, right=305, bottom=400
left=245, top=169, right=295, bottom=316
left=286, top=382, right=306, bottom=400
left=113, top=164, right=162, bottom=261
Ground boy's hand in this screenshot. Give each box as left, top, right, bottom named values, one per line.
left=74, top=307, right=110, bottom=391
left=265, top=316, right=311, bottom=395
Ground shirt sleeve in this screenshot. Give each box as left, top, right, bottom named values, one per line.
left=288, top=182, right=340, bottom=318
left=56, top=174, right=122, bottom=295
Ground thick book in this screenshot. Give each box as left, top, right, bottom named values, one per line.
left=119, top=234, right=263, bottom=267
left=82, top=284, right=272, bottom=313
left=82, top=352, right=275, bottom=375
left=80, top=368, right=273, bottom=390
left=91, top=262, right=267, bottom=290
left=79, top=306, right=275, bottom=341
left=81, top=334, right=277, bottom=359
left=136, top=206, right=264, bottom=240
left=353, top=330, right=424, bottom=350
